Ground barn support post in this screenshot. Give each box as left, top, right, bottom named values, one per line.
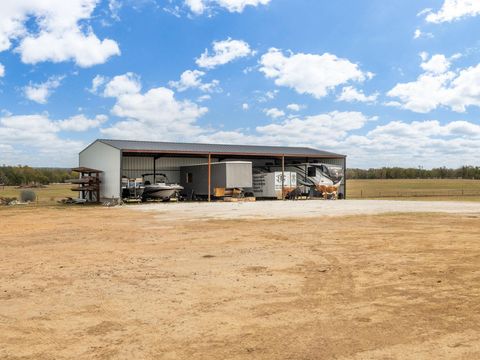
left=281, top=154, right=285, bottom=200
left=96, top=172, right=100, bottom=202
left=80, top=169, right=85, bottom=200
left=153, top=156, right=156, bottom=184
left=343, top=156, right=347, bottom=199
left=88, top=171, right=92, bottom=202
left=207, top=153, right=212, bottom=202
left=305, top=157, right=308, bottom=189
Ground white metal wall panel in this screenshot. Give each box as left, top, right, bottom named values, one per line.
left=79, top=141, right=121, bottom=199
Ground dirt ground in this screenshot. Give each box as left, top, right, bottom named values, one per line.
left=1, top=205, right=480, bottom=359
left=134, top=200, right=480, bottom=221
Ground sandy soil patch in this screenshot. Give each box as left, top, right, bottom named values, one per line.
left=1, top=206, right=480, bottom=359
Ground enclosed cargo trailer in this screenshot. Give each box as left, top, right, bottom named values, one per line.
left=253, top=171, right=297, bottom=199
left=180, top=161, right=252, bottom=197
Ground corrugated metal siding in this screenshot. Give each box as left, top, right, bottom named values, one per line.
left=122, top=156, right=217, bottom=183
left=122, top=156, right=151, bottom=172
left=317, top=158, right=344, bottom=166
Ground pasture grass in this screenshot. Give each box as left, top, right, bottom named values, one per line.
left=0, top=184, right=73, bottom=205
left=347, top=179, right=480, bottom=201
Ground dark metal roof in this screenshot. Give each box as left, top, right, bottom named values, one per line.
left=97, top=139, right=345, bottom=158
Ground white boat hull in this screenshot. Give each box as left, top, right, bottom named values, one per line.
left=143, top=184, right=183, bottom=200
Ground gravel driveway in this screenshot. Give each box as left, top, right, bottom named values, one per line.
left=133, top=199, right=480, bottom=221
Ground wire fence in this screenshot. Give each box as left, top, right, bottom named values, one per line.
left=354, top=189, right=480, bottom=199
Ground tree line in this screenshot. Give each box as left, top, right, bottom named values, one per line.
left=347, top=166, right=480, bottom=180
left=1, top=165, right=480, bottom=186
left=0, top=166, right=74, bottom=186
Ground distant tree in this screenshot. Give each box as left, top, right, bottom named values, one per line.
left=346, top=166, right=479, bottom=180
left=0, top=166, right=74, bottom=186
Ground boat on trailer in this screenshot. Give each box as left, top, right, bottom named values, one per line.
left=122, top=177, right=145, bottom=200
left=141, top=173, right=183, bottom=201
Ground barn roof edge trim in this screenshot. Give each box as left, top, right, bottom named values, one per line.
left=82, top=139, right=346, bottom=158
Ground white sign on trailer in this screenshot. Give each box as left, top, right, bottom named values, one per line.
left=274, top=172, right=297, bottom=190
left=253, top=171, right=297, bottom=199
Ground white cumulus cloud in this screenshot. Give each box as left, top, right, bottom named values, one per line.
left=101, top=73, right=208, bottom=141
left=185, top=0, right=271, bottom=14
left=424, top=0, right=480, bottom=23
left=23, top=76, right=64, bottom=104
left=57, top=114, right=107, bottom=132
left=89, top=75, right=108, bottom=94
left=0, top=63, right=4, bottom=77
left=185, top=0, right=206, bottom=14
left=214, top=0, right=271, bottom=12
left=0, top=112, right=107, bottom=165
left=259, top=48, right=372, bottom=99
left=169, top=70, right=220, bottom=92
left=346, top=119, right=480, bottom=167
left=420, top=54, right=452, bottom=74
left=254, top=111, right=375, bottom=148
left=263, top=107, right=285, bottom=119
left=103, top=72, right=142, bottom=97
left=388, top=53, right=480, bottom=113
left=286, top=103, right=302, bottom=112
left=337, top=86, right=378, bottom=103
left=196, top=38, right=254, bottom=69
left=195, top=111, right=375, bottom=150
left=0, top=0, right=120, bottom=67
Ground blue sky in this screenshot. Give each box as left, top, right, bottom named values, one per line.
left=1, top=0, right=480, bottom=168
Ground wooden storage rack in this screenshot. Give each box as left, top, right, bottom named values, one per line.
left=70, top=167, right=102, bottom=203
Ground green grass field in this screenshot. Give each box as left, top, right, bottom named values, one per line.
left=1, top=179, right=480, bottom=206
left=347, top=179, right=480, bottom=201
left=0, top=184, right=73, bottom=206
